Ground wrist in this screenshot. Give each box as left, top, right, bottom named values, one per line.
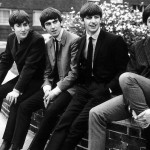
left=13, top=89, right=21, bottom=95
left=43, top=85, right=52, bottom=93
left=52, top=86, right=61, bottom=96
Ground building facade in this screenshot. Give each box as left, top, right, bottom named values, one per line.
left=0, top=0, right=149, bottom=41
left=0, top=0, right=87, bottom=41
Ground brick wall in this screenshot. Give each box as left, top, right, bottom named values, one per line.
left=1, top=98, right=147, bottom=150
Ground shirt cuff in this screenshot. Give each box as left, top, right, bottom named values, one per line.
left=109, top=88, right=112, bottom=93
left=52, top=86, right=61, bottom=96
left=43, top=85, right=52, bottom=93
left=13, top=88, right=22, bottom=95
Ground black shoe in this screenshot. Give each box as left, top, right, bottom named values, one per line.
left=0, top=140, right=11, bottom=150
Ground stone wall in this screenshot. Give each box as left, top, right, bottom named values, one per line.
left=1, top=98, right=147, bottom=150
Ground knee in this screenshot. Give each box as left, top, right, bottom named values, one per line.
left=119, top=72, right=133, bottom=89
left=89, top=106, right=105, bottom=124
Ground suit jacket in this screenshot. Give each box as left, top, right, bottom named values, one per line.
left=43, top=30, right=79, bottom=96
left=76, top=29, right=129, bottom=94
left=127, top=36, right=150, bottom=78
left=0, top=30, right=46, bottom=93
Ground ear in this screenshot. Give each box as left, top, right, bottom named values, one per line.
left=11, top=27, right=15, bottom=31
left=81, top=19, right=85, bottom=26
left=60, top=21, right=63, bottom=27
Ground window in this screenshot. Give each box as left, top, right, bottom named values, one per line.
left=33, top=10, right=42, bottom=26
left=0, top=9, right=11, bottom=25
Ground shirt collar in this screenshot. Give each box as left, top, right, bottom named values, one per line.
left=86, top=27, right=100, bottom=40
left=54, top=28, right=64, bottom=42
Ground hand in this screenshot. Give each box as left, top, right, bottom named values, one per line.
left=6, top=90, right=19, bottom=106
left=43, top=91, right=57, bottom=108
left=43, top=90, right=50, bottom=100
left=132, top=109, right=150, bottom=128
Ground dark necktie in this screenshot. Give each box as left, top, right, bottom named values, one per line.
left=55, top=39, right=58, bottom=58
left=53, top=39, right=59, bottom=86
left=87, top=37, right=93, bottom=78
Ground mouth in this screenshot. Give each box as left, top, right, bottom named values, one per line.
left=89, top=25, right=97, bottom=28
left=51, top=30, right=57, bottom=33
left=21, top=32, right=27, bottom=36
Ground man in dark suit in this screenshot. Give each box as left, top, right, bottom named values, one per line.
left=0, top=10, right=46, bottom=150
left=88, top=4, right=150, bottom=150
left=12, top=7, right=79, bottom=150
left=42, top=2, right=129, bottom=150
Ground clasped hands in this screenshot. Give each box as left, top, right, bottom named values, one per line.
left=132, top=109, right=150, bottom=129
left=43, top=90, right=57, bottom=108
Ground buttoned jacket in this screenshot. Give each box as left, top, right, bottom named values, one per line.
left=0, top=30, right=46, bottom=93
left=76, top=29, right=129, bottom=94
left=43, top=30, right=79, bottom=95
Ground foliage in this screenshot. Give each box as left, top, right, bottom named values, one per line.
left=62, top=2, right=149, bottom=47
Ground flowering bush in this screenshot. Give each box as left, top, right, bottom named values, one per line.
left=62, top=2, right=149, bottom=47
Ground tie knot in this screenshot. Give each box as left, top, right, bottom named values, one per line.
left=54, top=38, right=58, bottom=43
left=89, top=37, right=92, bottom=41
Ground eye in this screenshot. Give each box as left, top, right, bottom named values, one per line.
left=94, top=15, right=100, bottom=19
left=85, top=16, right=92, bottom=19
left=16, top=24, right=20, bottom=27
left=53, top=20, right=58, bottom=24
left=45, top=22, right=51, bottom=26
left=23, top=22, right=28, bottom=26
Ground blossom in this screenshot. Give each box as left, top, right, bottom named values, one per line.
left=62, top=2, right=149, bottom=47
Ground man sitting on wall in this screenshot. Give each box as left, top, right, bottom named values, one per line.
left=0, top=10, right=46, bottom=150
left=88, top=4, right=150, bottom=150
left=17, top=7, right=79, bottom=150
left=39, top=2, right=129, bottom=150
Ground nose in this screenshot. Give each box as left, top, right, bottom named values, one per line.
left=51, top=23, right=55, bottom=29
left=21, top=25, right=25, bottom=31
left=91, top=17, right=96, bottom=22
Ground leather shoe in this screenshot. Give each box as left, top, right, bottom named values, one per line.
left=0, top=140, right=11, bottom=150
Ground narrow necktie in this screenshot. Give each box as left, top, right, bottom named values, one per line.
left=87, top=37, right=93, bottom=78
left=53, top=39, right=59, bottom=85
left=55, top=39, right=58, bottom=58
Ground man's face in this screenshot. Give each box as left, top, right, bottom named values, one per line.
left=83, top=15, right=101, bottom=35
left=44, top=19, right=62, bottom=38
left=147, top=16, right=150, bottom=31
left=12, top=21, right=30, bottom=41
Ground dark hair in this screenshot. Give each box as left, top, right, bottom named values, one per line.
left=80, top=2, right=102, bottom=19
left=40, top=7, right=62, bottom=28
left=143, top=4, right=150, bottom=25
left=9, top=10, right=29, bottom=27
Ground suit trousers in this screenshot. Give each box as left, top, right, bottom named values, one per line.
left=45, top=82, right=111, bottom=150
left=119, top=72, right=150, bottom=149
left=119, top=72, right=150, bottom=114
left=29, top=91, right=72, bottom=150
left=1, top=77, right=44, bottom=149
left=89, top=72, right=150, bottom=150
left=89, top=95, right=130, bottom=150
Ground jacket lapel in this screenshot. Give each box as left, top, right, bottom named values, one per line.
left=93, top=29, right=105, bottom=64
left=60, top=30, right=67, bottom=48
left=143, top=36, right=150, bottom=66
left=76, top=36, right=86, bottom=64
left=46, top=37, right=55, bottom=67
left=11, top=36, right=18, bottom=58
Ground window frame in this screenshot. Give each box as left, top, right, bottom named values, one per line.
left=0, top=9, right=11, bottom=25
left=32, top=10, right=42, bottom=26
